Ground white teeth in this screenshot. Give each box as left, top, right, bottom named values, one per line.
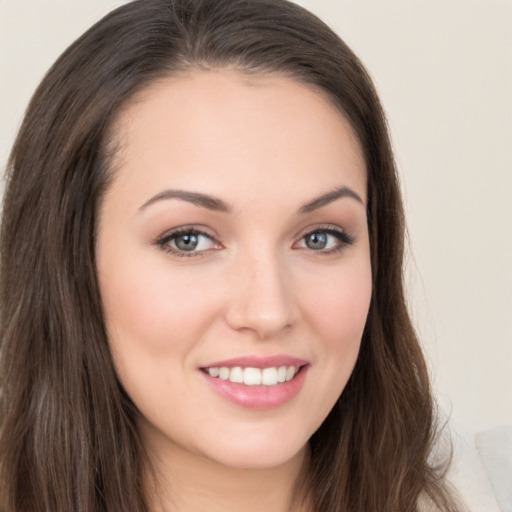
left=230, top=366, right=244, bottom=383
left=206, top=365, right=300, bottom=386
left=261, top=367, right=278, bottom=386
left=208, top=367, right=220, bottom=378
left=243, top=367, right=262, bottom=386
left=277, top=366, right=287, bottom=383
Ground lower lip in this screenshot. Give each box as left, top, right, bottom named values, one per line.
left=201, top=366, right=309, bottom=410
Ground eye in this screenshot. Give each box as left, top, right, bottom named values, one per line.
left=156, top=228, right=220, bottom=257
left=295, top=228, right=355, bottom=254
left=304, top=232, right=330, bottom=250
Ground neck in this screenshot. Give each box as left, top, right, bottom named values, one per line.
left=141, top=425, right=310, bottom=512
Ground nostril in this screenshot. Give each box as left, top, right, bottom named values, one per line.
left=223, top=258, right=300, bottom=338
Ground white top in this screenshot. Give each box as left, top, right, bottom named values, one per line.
left=442, top=424, right=511, bottom=511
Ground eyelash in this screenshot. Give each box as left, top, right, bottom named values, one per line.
left=156, top=227, right=220, bottom=258
left=295, top=226, right=356, bottom=255
left=155, top=226, right=355, bottom=258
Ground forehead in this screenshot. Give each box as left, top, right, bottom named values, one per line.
left=107, top=69, right=366, bottom=208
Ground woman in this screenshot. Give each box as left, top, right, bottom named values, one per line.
left=0, top=0, right=460, bottom=511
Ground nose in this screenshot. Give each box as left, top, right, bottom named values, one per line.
left=224, top=250, right=299, bottom=340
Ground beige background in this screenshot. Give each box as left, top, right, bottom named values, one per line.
left=1, top=0, right=511, bottom=433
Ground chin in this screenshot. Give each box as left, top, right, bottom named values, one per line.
left=196, top=433, right=309, bottom=470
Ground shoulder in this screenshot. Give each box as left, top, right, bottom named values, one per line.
left=432, top=422, right=508, bottom=512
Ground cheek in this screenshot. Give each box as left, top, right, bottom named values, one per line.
left=99, top=259, right=223, bottom=417
left=298, top=258, right=372, bottom=392
left=301, top=260, right=372, bottom=342
left=100, top=256, right=221, bottom=358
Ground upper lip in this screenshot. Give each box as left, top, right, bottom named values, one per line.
left=201, top=355, right=309, bottom=369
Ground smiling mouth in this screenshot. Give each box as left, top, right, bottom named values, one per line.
left=202, top=365, right=304, bottom=387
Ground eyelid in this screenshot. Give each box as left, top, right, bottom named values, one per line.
left=293, top=224, right=356, bottom=254
left=154, top=223, right=355, bottom=258
left=155, top=225, right=222, bottom=257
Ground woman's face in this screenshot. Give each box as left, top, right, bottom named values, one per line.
left=96, top=70, right=372, bottom=470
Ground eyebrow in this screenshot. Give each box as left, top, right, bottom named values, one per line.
left=298, top=186, right=364, bottom=213
left=139, top=185, right=364, bottom=214
left=139, top=189, right=232, bottom=212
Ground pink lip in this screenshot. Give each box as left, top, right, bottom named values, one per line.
left=202, top=355, right=309, bottom=369
left=200, top=355, right=310, bottom=410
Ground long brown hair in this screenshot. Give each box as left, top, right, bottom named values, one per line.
left=0, top=1, right=459, bottom=511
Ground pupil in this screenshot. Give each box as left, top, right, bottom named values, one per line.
left=306, top=232, right=327, bottom=250
left=176, top=234, right=198, bottom=251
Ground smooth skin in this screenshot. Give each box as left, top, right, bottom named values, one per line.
left=96, top=70, right=372, bottom=512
